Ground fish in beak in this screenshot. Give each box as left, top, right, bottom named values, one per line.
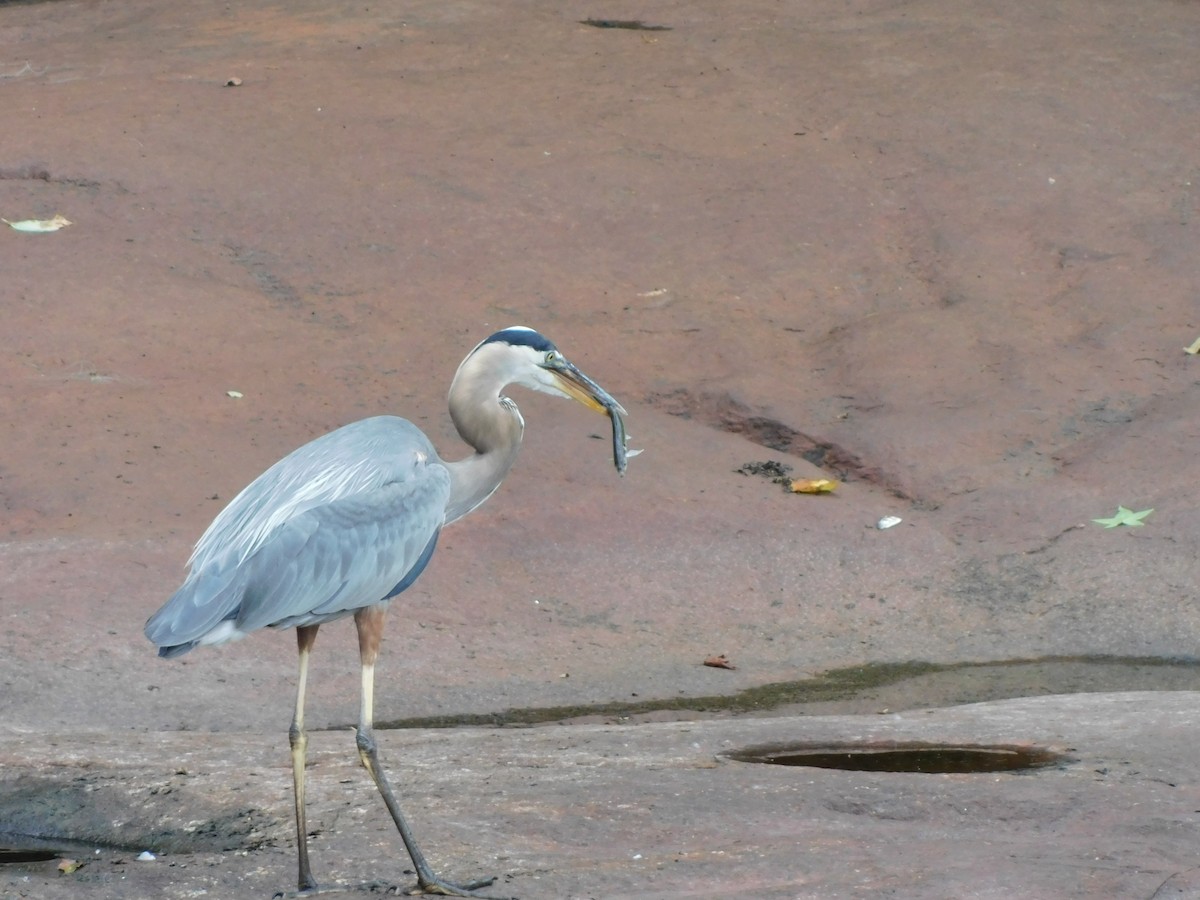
left=545, top=357, right=638, bottom=475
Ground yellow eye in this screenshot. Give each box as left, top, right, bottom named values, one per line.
left=545, top=351, right=560, bottom=365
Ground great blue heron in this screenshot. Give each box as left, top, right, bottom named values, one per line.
left=145, top=326, right=632, bottom=898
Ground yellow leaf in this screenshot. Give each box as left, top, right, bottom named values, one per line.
left=790, top=478, right=839, bottom=494
left=57, top=858, right=82, bottom=874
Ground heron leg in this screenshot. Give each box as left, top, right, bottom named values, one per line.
left=353, top=607, right=504, bottom=899
left=291, top=624, right=321, bottom=893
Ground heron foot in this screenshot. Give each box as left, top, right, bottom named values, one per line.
left=405, top=872, right=510, bottom=899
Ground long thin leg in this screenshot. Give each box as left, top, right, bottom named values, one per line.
left=291, top=624, right=321, bottom=893
left=353, top=606, right=504, bottom=899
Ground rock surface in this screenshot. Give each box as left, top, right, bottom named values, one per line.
left=1, top=0, right=1200, bottom=897
left=4, top=694, right=1200, bottom=899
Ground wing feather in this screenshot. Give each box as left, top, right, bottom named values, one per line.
left=144, top=416, right=451, bottom=654
left=233, top=474, right=448, bottom=632
left=188, top=416, right=436, bottom=571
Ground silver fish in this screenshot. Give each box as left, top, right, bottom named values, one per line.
left=604, top=397, right=639, bottom=475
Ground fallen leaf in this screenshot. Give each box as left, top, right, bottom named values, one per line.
left=704, top=654, right=737, bottom=670
left=225, top=77, right=243, bottom=87
left=1092, top=506, right=1154, bottom=528
left=57, top=859, right=82, bottom=874
left=790, top=478, right=839, bottom=494
left=3, top=214, right=72, bottom=233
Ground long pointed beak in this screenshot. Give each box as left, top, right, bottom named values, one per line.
left=549, top=360, right=627, bottom=416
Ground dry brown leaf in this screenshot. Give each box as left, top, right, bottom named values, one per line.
left=703, top=654, right=737, bottom=670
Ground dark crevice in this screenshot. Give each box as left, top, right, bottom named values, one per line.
left=0, top=165, right=113, bottom=192
left=359, top=655, right=1200, bottom=731
left=580, top=19, right=671, bottom=31
left=645, top=387, right=914, bottom=499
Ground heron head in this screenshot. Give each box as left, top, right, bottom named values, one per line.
left=464, top=325, right=626, bottom=415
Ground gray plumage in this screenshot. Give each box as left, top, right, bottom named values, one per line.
left=145, top=417, right=447, bottom=656
left=145, top=326, right=626, bottom=659
left=143, top=326, right=628, bottom=899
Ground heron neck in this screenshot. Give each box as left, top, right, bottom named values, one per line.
left=443, top=374, right=524, bottom=524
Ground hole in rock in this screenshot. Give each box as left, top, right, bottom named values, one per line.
left=723, top=741, right=1069, bottom=774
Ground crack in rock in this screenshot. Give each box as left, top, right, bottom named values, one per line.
left=645, top=388, right=913, bottom=499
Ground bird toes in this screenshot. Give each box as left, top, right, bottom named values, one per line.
left=408, top=872, right=511, bottom=899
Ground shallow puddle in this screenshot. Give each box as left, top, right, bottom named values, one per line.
left=372, top=656, right=1200, bottom=729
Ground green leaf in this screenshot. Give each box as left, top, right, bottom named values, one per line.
left=1092, top=506, right=1154, bottom=528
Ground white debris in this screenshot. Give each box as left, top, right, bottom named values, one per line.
left=3, top=214, right=72, bottom=232
left=876, top=515, right=903, bottom=530
left=137, top=851, right=157, bottom=861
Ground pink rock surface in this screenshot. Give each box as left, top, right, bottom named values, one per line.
left=2, top=0, right=1198, bottom=732
left=1, top=1, right=1200, bottom=895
